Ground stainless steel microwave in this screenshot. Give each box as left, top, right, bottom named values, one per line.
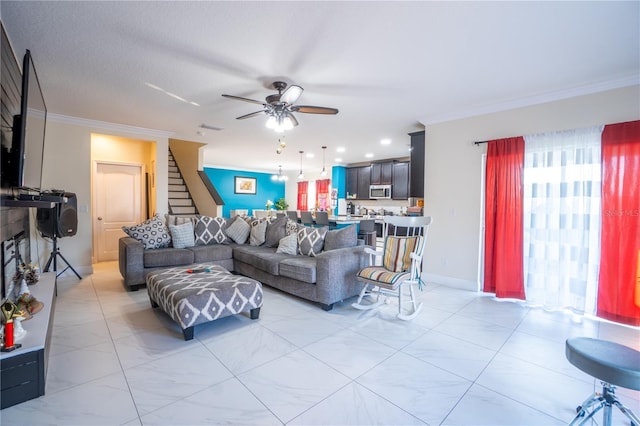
left=369, top=184, right=392, bottom=199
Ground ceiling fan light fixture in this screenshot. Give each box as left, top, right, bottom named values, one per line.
left=266, top=116, right=276, bottom=129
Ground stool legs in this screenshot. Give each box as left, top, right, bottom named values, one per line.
left=569, top=382, right=640, bottom=426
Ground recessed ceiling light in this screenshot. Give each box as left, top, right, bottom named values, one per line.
left=335, top=158, right=343, bottom=163
left=336, top=147, right=346, bottom=153
left=380, top=138, right=391, bottom=145
left=365, top=153, right=374, bottom=158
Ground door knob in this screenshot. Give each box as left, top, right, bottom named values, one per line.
left=97, top=217, right=103, bottom=220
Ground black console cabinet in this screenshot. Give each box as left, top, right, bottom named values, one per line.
left=1, top=272, right=56, bottom=409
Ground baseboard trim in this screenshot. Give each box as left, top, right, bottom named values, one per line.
left=423, top=273, right=478, bottom=292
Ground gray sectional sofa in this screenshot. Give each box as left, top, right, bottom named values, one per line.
left=118, top=215, right=368, bottom=311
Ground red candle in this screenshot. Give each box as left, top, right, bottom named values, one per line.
left=4, top=320, right=14, bottom=348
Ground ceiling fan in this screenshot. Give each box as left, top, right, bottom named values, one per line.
left=222, top=81, right=338, bottom=132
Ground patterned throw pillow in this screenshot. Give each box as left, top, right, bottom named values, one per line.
left=285, top=218, right=298, bottom=236
left=297, top=226, right=328, bottom=257
left=250, top=220, right=268, bottom=246
left=169, top=222, right=195, bottom=249
left=194, top=216, right=228, bottom=245
left=383, top=236, right=422, bottom=272
left=225, top=216, right=251, bottom=244
left=122, top=215, right=172, bottom=249
left=276, top=233, right=298, bottom=255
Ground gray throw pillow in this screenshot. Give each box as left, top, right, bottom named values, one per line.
left=297, top=226, right=328, bottom=257
left=276, top=233, right=298, bottom=255
left=122, top=215, right=172, bottom=249
left=250, top=220, right=268, bottom=246
left=226, top=216, right=251, bottom=244
left=169, top=221, right=195, bottom=249
left=264, top=215, right=287, bottom=247
left=324, top=224, right=357, bottom=251
left=194, top=216, right=228, bottom=245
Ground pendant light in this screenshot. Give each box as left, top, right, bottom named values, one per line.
left=320, top=146, right=328, bottom=177
left=271, top=165, right=288, bottom=181
left=298, top=151, right=304, bottom=179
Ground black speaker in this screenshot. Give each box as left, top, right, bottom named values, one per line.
left=36, top=192, right=78, bottom=238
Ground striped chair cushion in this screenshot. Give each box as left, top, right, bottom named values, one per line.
left=357, top=266, right=409, bottom=289
left=383, top=236, right=422, bottom=272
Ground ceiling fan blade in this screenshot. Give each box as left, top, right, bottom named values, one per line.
left=222, top=94, right=265, bottom=105
left=280, top=85, right=303, bottom=104
left=292, top=105, right=339, bottom=115
left=236, top=110, right=266, bottom=120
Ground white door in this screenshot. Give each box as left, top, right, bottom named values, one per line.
left=93, top=162, right=144, bottom=262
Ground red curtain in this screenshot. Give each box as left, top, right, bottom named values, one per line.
left=597, top=120, right=640, bottom=326
left=483, top=137, right=526, bottom=299
left=297, top=181, right=308, bottom=211
left=315, top=179, right=330, bottom=211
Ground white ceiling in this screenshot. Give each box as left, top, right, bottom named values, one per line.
left=2, top=1, right=638, bottom=178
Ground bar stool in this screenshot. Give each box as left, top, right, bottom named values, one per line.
left=358, top=219, right=376, bottom=247
left=565, top=337, right=640, bottom=426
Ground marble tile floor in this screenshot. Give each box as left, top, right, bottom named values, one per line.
left=1, top=261, right=639, bottom=425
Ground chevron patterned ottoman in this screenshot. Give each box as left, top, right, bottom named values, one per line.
left=146, top=264, right=263, bottom=340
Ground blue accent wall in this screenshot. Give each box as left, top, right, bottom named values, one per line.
left=203, top=167, right=286, bottom=218
left=332, top=166, right=346, bottom=198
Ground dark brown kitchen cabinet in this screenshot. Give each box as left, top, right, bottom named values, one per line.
left=357, top=166, right=371, bottom=200
left=392, top=161, right=410, bottom=199
left=409, top=131, right=425, bottom=198
left=345, top=167, right=358, bottom=199
left=370, top=162, right=393, bottom=185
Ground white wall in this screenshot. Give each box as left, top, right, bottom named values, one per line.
left=423, top=85, right=640, bottom=290
left=35, top=116, right=170, bottom=277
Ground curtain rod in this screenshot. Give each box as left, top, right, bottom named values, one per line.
left=474, top=140, right=488, bottom=146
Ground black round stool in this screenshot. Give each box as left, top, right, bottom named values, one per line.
left=565, top=337, right=640, bottom=426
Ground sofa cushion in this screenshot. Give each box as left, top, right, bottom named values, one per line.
left=233, top=245, right=285, bottom=275
left=169, top=222, right=195, bottom=249
left=188, top=244, right=234, bottom=263
left=279, top=256, right=317, bottom=283
left=276, top=233, right=298, bottom=255
left=123, top=215, right=172, bottom=249
left=249, top=220, right=268, bottom=246
left=143, top=248, right=194, bottom=268
left=194, top=216, right=229, bottom=245
left=298, top=226, right=328, bottom=257
left=324, top=224, right=357, bottom=251
left=265, top=215, right=287, bottom=247
left=226, top=216, right=251, bottom=244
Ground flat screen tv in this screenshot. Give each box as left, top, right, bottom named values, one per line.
left=0, top=49, right=47, bottom=192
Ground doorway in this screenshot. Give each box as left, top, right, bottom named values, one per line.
left=93, top=162, right=144, bottom=262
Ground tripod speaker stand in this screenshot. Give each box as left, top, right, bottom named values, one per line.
left=37, top=192, right=82, bottom=279
left=43, top=235, right=81, bottom=279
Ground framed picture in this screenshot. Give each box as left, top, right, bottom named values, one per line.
left=234, top=176, right=256, bottom=194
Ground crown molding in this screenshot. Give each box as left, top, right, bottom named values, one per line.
left=46, top=113, right=175, bottom=139
left=421, top=74, right=640, bottom=126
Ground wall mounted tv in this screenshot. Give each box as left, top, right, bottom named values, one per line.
left=0, top=49, right=47, bottom=193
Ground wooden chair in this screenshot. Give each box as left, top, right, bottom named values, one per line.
left=352, top=216, right=432, bottom=320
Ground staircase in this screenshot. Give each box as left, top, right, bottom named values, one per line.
left=168, top=150, right=197, bottom=216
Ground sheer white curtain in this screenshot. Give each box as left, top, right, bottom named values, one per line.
left=523, top=126, right=603, bottom=314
